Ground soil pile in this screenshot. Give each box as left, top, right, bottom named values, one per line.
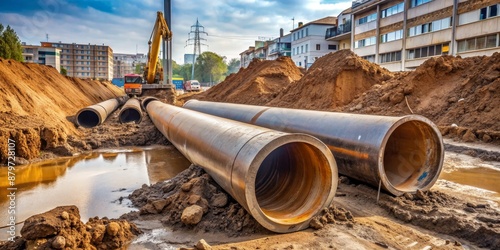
left=182, top=57, right=302, bottom=105
left=266, top=50, right=393, bottom=110
left=124, top=165, right=268, bottom=236
left=379, top=190, right=500, bottom=249
left=343, top=54, right=500, bottom=142
left=0, top=59, right=123, bottom=163
left=0, top=206, right=141, bottom=250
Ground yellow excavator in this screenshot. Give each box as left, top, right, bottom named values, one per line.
left=124, top=11, right=172, bottom=96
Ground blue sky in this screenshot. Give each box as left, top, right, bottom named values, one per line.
left=0, top=0, right=352, bottom=63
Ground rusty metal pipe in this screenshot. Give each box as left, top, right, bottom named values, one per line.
left=144, top=100, right=337, bottom=233
left=119, top=98, right=143, bottom=124
left=75, top=96, right=127, bottom=128
left=184, top=100, right=444, bottom=196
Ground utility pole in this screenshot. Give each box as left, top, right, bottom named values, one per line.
left=185, top=19, right=208, bottom=80
left=164, top=0, right=172, bottom=85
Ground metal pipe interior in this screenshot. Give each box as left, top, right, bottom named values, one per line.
left=76, top=109, right=100, bottom=128
left=119, top=98, right=143, bottom=124
left=75, top=97, right=122, bottom=128
left=144, top=100, right=337, bottom=232
left=382, top=120, right=442, bottom=193
left=183, top=100, right=444, bottom=196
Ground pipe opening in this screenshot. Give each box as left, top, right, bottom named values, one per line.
left=119, top=109, right=142, bottom=123
left=383, top=120, right=442, bottom=193
left=77, top=110, right=100, bottom=128
left=255, top=142, right=332, bottom=224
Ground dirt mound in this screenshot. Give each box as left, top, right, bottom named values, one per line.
left=0, top=206, right=141, bottom=250
left=379, top=190, right=500, bottom=249
left=267, top=50, right=393, bottom=110
left=0, top=59, right=123, bottom=163
left=343, top=53, right=500, bottom=141
left=181, top=57, right=302, bottom=105
left=124, top=165, right=268, bottom=236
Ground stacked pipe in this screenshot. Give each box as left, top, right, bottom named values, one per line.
left=183, top=100, right=444, bottom=196
left=75, top=96, right=128, bottom=128
left=142, top=97, right=338, bottom=233
left=119, top=98, right=143, bottom=124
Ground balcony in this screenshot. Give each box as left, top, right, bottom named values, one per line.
left=325, top=20, right=352, bottom=40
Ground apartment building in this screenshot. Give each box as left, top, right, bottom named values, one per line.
left=41, top=42, right=113, bottom=80
left=350, top=0, right=500, bottom=71
left=291, top=16, right=339, bottom=68
left=113, top=53, right=146, bottom=78
left=325, top=8, right=353, bottom=51
left=22, top=44, right=61, bottom=72
left=240, top=46, right=256, bottom=68
left=267, top=30, right=292, bottom=60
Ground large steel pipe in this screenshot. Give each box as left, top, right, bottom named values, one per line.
left=184, top=100, right=444, bottom=196
left=119, top=98, right=143, bottom=124
left=144, top=100, right=337, bottom=233
left=75, top=96, right=127, bottom=128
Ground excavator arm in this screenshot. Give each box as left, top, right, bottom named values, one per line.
left=144, top=11, right=172, bottom=84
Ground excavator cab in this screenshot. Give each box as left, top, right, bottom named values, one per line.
left=124, top=74, right=143, bottom=96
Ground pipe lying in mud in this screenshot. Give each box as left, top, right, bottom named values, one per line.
left=183, top=100, right=444, bottom=196
left=144, top=100, right=337, bottom=233
left=119, top=98, right=143, bottom=124
left=75, top=96, right=128, bottom=128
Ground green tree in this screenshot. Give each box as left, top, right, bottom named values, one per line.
left=194, top=52, right=227, bottom=83
left=178, top=63, right=192, bottom=81
left=0, top=24, right=23, bottom=61
left=226, top=58, right=241, bottom=75
left=60, top=66, right=67, bottom=76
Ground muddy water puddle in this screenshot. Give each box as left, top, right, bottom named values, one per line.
left=438, top=152, right=500, bottom=203
left=0, top=145, right=190, bottom=239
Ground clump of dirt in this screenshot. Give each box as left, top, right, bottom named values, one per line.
left=0, top=206, right=141, bottom=250
left=0, top=59, right=123, bottom=163
left=379, top=190, right=500, bottom=249
left=179, top=57, right=302, bottom=105
left=123, top=165, right=267, bottom=236
left=266, top=50, right=393, bottom=110
left=309, top=204, right=355, bottom=230
left=344, top=53, right=500, bottom=142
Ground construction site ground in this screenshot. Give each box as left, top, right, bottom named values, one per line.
left=0, top=51, right=499, bottom=249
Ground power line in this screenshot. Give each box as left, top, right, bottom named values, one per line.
left=185, top=18, right=208, bottom=80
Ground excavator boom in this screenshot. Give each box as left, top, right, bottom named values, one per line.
left=145, top=11, right=172, bottom=84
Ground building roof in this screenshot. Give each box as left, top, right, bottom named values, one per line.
left=290, top=16, right=336, bottom=32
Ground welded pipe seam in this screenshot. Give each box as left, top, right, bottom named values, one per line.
left=183, top=99, right=444, bottom=196
left=144, top=100, right=338, bottom=233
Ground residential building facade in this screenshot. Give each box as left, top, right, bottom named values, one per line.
left=351, top=0, right=500, bottom=71
left=113, top=53, right=146, bottom=78
left=240, top=46, right=255, bottom=68
left=291, top=17, right=339, bottom=68
left=41, top=42, right=113, bottom=80
left=22, top=44, right=61, bottom=72
left=325, top=8, right=353, bottom=51
left=267, top=30, right=292, bottom=60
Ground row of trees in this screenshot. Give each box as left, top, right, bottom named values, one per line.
left=173, top=52, right=240, bottom=84
left=0, top=23, right=23, bottom=61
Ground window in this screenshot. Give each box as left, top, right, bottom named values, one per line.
left=301, top=45, right=303, bottom=53
left=355, top=36, right=376, bottom=48
left=480, top=5, right=498, bottom=20
left=408, top=17, right=451, bottom=37
left=380, top=30, right=403, bottom=43
left=328, top=44, right=337, bottom=50
left=305, top=44, right=308, bottom=52
left=306, top=28, right=309, bottom=36
left=316, top=44, right=321, bottom=50
left=407, top=43, right=447, bottom=59
left=457, top=34, right=499, bottom=52
left=410, top=0, right=432, bottom=8
left=358, top=13, right=377, bottom=25
left=379, top=51, right=402, bottom=63
left=381, top=2, right=404, bottom=18
left=361, top=55, right=375, bottom=63
left=301, top=30, right=304, bottom=38
left=490, top=5, right=498, bottom=17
